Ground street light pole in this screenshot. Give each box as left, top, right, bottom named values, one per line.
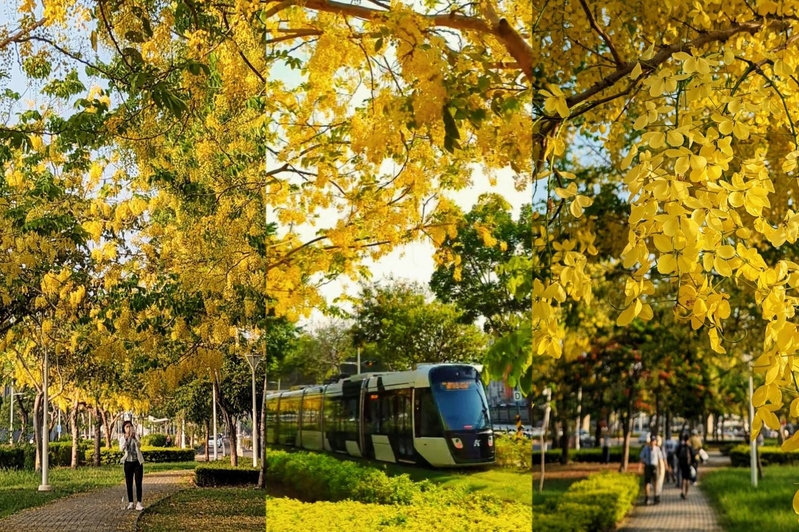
left=212, top=378, right=218, bottom=461
left=748, top=354, right=757, bottom=488
left=39, top=340, right=51, bottom=492
left=245, top=353, right=262, bottom=468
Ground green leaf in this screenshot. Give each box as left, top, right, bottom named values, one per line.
left=375, top=37, right=384, bottom=52
left=125, top=31, right=145, bottom=43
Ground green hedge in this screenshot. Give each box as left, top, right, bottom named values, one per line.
left=534, top=472, right=639, bottom=532
left=90, top=446, right=195, bottom=465
left=141, top=434, right=168, bottom=447
left=729, top=445, right=799, bottom=466
left=266, top=449, right=420, bottom=505
left=195, top=463, right=260, bottom=486
left=0, top=446, right=25, bottom=469
left=494, top=436, right=532, bottom=469
left=533, top=446, right=643, bottom=465
left=1, top=442, right=89, bottom=469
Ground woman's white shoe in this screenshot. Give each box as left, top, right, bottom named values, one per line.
left=136, top=502, right=144, bottom=511
left=126, top=503, right=134, bottom=510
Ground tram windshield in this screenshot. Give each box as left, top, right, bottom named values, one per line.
left=429, top=366, right=491, bottom=432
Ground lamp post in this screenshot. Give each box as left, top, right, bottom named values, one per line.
left=212, top=377, right=218, bottom=461
left=747, top=354, right=757, bottom=488
left=8, top=386, right=24, bottom=445
left=39, top=338, right=52, bottom=492
left=244, top=353, right=263, bottom=467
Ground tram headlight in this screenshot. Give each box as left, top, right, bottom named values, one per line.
left=488, top=435, right=493, bottom=447
left=452, top=437, right=463, bottom=449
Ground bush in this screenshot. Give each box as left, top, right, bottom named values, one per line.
left=89, top=446, right=195, bottom=465
left=266, top=449, right=419, bottom=505
left=532, top=446, right=643, bottom=465
left=141, top=434, right=168, bottom=447
left=0, top=445, right=25, bottom=469
left=728, top=445, right=799, bottom=466
left=534, top=472, right=639, bottom=532
left=494, top=436, right=532, bottom=469
left=195, top=463, right=260, bottom=486
left=265, top=497, right=532, bottom=532
left=48, top=441, right=88, bottom=467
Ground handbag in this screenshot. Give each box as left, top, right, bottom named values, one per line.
left=689, top=465, right=697, bottom=480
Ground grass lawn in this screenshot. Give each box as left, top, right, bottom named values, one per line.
left=139, top=487, right=264, bottom=532
left=702, top=465, right=799, bottom=532
left=0, top=461, right=197, bottom=519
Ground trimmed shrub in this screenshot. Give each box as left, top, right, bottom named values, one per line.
left=534, top=472, right=639, bottom=532
left=141, top=433, right=168, bottom=447
left=266, top=449, right=419, bottom=505
left=265, top=497, right=532, bottom=532
left=195, top=463, right=260, bottom=486
left=532, top=446, right=643, bottom=465
left=729, top=445, right=799, bottom=466
left=48, top=441, right=88, bottom=467
left=494, top=436, right=532, bottom=469
left=89, top=446, right=195, bottom=465
left=0, top=445, right=25, bottom=469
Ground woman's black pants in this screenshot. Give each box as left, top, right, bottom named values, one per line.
left=124, top=460, right=143, bottom=503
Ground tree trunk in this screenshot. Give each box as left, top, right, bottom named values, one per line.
left=258, top=369, right=268, bottom=489
left=204, top=420, right=210, bottom=462
left=105, top=412, right=121, bottom=449
left=70, top=397, right=82, bottom=469
left=619, top=397, right=634, bottom=473
left=665, top=411, right=672, bottom=441
left=16, top=397, right=29, bottom=444
left=559, top=415, right=570, bottom=465
left=226, top=414, right=238, bottom=467
left=33, top=391, right=43, bottom=472
left=92, top=406, right=103, bottom=467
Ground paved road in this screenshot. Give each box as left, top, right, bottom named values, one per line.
left=616, top=451, right=726, bottom=532
left=0, top=469, right=192, bottom=532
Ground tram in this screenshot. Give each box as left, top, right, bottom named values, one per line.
left=265, top=363, right=495, bottom=467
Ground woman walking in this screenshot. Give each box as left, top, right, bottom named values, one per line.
left=655, top=435, right=670, bottom=502
left=119, top=418, right=145, bottom=510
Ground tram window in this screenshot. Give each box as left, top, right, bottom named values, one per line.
left=266, top=398, right=278, bottom=444
left=380, top=393, right=396, bottom=435
left=302, top=395, right=321, bottom=431
left=343, top=397, right=359, bottom=440
left=416, top=388, right=444, bottom=438
left=396, top=389, right=411, bottom=437
left=323, top=394, right=340, bottom=432
left=365, top=393, right=379, bottom=434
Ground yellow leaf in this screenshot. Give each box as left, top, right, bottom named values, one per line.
left=752, top=385, right=769, bottom=407
left=793, top=489, right=799, bottom=515
left=634, top=114, right=649, bottom=130
left=649, top=131, right=666, bottom=149
left=657, top=254, right=676, bottom=274
left=631, top=62, right=642, bottom=78
left=617, top=299, right=639, bottom=326
left=667, top=130, right=684, bottom=146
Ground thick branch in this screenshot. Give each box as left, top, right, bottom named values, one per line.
left=577, top=0, right=624, bottom=67
left=270, top=0, right=533, bottom=81
left=566, top=21, right=764, bottom=109
left=0, top=18, right=46, bottom=51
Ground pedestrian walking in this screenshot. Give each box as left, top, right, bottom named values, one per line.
left=676, top=432, right=698, bottom=500
left=689, top=429, right=703, bottom=485
left=663, top=436, right=678, bottom=484
left=119, top=417, right=145, bottom=511
left=638, top=434, right=666, bottom=505
left=655, top=435, right=671, bottom=500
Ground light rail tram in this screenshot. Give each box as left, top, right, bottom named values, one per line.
left=265, top=363, right=495, bottom=467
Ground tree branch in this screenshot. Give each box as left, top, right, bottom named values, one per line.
left=577, top=0, right=624, bottom=67
left=0, top=18, right=46, bottom=51
left=275, top=0, right=533, bottom=81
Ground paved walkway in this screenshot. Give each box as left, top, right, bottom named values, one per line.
left=0, top=469, right=193, bottom=532
left=617, top=451, right=726, bottom=532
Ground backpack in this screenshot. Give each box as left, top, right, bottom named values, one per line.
left=678, top=443, right=693, bottom=467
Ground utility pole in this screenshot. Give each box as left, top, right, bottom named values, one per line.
left=212, top=377, right=218, bottom=461
left=748, top=354, right=757, bottom=488
left=245, top=352, right=262, bottom=468
left=38, top=330, right=51, bottom=492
